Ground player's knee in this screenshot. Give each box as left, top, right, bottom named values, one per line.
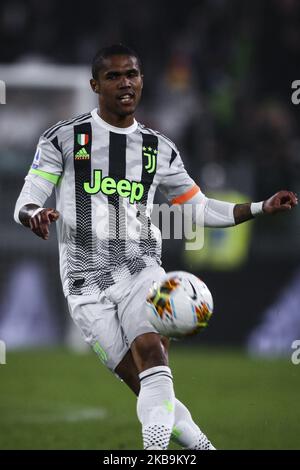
left=131, top=333, right=168, bottom=372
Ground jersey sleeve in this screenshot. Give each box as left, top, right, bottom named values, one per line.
left=158, top=149, right=200, bottom=204
left=14, top=135, right=63, bottom=223
left=28, top=135, right=63, bottom=185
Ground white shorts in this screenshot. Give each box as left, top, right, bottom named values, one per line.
left=67, top=265, right=166, bottom=371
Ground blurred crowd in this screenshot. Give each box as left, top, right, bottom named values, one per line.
left=1, top=0, right=300, bottom=195
left=1, top=0, right=300, bottom=350
left=0, top=0, right=300, bottom=198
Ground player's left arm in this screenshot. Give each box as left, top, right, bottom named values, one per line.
left=173, top=187, right=298, bottom=228
left=233, top=190, right=298, bottom=225
left=158, top=144, right=298, bottom=227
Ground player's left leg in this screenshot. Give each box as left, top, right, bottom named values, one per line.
left=171, top=398, right=216, bottom=450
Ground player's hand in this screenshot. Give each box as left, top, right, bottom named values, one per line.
left=263, top=191, right=298, bottom=215
left=29, top=208, right=60, bottom=240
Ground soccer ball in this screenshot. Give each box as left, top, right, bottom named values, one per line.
left=146, top=271, right=213, bottom=339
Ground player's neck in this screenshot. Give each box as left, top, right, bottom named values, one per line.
left=98, top=109, right=135, bottom=128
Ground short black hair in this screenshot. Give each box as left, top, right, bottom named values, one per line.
left=91, top=44, right=142, bottom=79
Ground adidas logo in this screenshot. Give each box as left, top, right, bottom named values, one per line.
left=75, top=147, right=90, bottom=160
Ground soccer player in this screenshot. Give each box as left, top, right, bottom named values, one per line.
left=14, top=44, right=297, bottom=450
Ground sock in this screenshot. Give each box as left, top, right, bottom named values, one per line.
left=137, top=366, right=175, bottom=450
left=171, top=398, right=215, bottom=450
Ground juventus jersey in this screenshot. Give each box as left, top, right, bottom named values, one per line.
left=22, top=108, right=198, bottom=296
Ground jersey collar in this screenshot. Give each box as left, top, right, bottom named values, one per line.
left=91, top=108, right=138, bottom=134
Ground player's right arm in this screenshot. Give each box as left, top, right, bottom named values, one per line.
left=14, top=133, right=63, bottom=240
left=18, top=204, right=59, bottom=240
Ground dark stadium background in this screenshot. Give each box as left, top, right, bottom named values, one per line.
left=0, top=0, right=300, bottom=450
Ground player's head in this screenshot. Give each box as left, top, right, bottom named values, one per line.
left=90, top=44, right=143, bottom=119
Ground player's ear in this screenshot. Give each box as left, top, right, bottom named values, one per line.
left=140, top=74, right=144, bottom=90
left=90, top=78, right=100, bottom=94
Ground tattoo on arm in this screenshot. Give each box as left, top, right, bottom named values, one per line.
left=19, top=203, right=40, bottom=227
left=233, top=203, right=254, bottom=225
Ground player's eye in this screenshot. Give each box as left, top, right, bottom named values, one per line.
left=127, top=71, right=138, bottom=78
left=106, top=74, right=118, bottom=80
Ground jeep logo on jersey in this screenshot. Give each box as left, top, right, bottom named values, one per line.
left=83, top=170, right=144, bottom=204
left=143, top=146, right=157, bottom=174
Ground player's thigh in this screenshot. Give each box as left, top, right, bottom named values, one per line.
left=115, top=349, right=140, bottom=395
left=118, top=265, right=167, bottom=346
left=118, top=265, right=169, bottom=370
left=67, top=294, right=128, bottom=372
left=115, top=337, right=170, bottom=395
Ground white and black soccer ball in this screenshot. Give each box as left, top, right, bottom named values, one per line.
left=146, top=271, right=213, bottom=339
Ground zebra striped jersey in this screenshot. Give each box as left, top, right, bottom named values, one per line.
left=26, top=108, right=198, bottom=296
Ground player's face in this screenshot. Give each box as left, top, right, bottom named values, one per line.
left=92, top=55, right=143, bottom=120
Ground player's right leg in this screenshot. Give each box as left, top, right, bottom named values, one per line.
left=110, top=266, right=176, bottom=450
left=114, top=337, right=170, bottom=395
left=114, top=265, right=215, bottom=450
left=115, top=345, right=215, bottom=450
left=130, top=332, right=175, bottom=450
left=67, top=291, right=175, bottom=450
left=67, top=293, right=129, bottom=376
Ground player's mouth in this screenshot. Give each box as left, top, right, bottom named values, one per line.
left=117, top=92, right=135, bottom=105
